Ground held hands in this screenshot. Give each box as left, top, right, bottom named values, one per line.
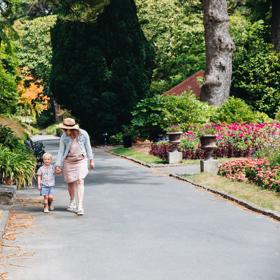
left=38, top=185, right=42, bottom=191
left=55, top=166, right=62, bottom=174
left=90, top=160, right=95, bottom=170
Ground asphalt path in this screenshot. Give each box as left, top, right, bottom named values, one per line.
left=3, top=138, right=280, bottom=280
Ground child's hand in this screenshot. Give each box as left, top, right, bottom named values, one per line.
left=55, top=166, right=62, bottom=174
left=38, top=185, right=42, bottom=191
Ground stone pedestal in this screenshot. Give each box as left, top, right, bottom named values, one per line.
left=168, top=150, right=183, bottom=164
left=200, top=159, right=218, bottom=174
left=0, top=185, right=16, bottom=205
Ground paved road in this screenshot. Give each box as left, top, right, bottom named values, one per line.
left=3, top=139, right=280, bottom=280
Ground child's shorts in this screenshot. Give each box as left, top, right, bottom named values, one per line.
left=40, top=185, right=54, bottom=196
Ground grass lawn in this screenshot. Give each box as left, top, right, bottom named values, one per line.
left=184, top=173, right=280, bottom=212
left=111, top=147, right=166, bottom=164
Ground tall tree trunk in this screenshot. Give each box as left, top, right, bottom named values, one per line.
left=272, top=0, right=280, bottom=52
left=200, top=0, right=235, bottom=106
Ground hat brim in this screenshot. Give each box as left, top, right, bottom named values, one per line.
left=58, top=123, right=80, bottom=130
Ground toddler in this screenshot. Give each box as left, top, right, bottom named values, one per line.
left=37, top=153, right=55, bottom=213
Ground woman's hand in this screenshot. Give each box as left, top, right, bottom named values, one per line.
left=55, top=166, right=62, bottom=174
left=89, top=160, right=95, bottom=170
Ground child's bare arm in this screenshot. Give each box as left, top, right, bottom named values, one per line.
left=37, top=175, right=42, bottom=190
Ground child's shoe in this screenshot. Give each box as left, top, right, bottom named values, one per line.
left=43, top=207, right=49, bottom=213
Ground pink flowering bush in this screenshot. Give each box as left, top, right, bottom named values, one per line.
left=218, top=158, right=280, bottom=192
left=150, top=122, right=280, bottom=160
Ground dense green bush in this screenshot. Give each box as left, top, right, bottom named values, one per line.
left=0, top=145, right=35, bottom=188
left=51, top=0, right=154, bottom=142
left=274, top=108, right=280, bottom=122
left=131, top=93, right=213, bottom=139
left=230, top=16, right=280, bottom=117
left=0, top=125, right=20, bottom=149
left=211, top=97, right=257, bottom=123
left=0, top=64, right=18, bottom=114
left=0, top=125, right=36, bottom=188
left=110, top=132, right=124, bottom=146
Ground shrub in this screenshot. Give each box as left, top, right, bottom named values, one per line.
left=275, top=108, right=280, bottom=122
left=211, top=97, right=256, bottom=123
left=0, top=145, right=36, bottom=188
left=110, top=132, right=124, bottom=146
left=0, top=125, right=20, bottom=150
left=218, top=158, right=280, bottom=192
left=131, top=93, right=213, bottom=139
left=45, top=124, right=59, bottom=136
left=150, top=122, right=280, bottom=160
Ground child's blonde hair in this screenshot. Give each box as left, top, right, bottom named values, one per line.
left=42, top=152, right=53, bottom=161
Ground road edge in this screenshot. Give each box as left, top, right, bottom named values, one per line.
left=170, top=174, right=280, bottom=222
left=108, top=150, right=280, bottom=222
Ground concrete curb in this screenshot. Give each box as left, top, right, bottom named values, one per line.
left=170, top=174, right=280, bottom=222
left=108, top=151, right=188, bottom=168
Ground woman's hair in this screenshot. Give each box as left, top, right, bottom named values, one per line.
left=42, top=152, right=53, bottom=160
left=64, top=129, right=80, bottom=138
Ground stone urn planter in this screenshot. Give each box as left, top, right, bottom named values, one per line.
left=166, top=131, right=183, bottom=164
left=200, top=135, right=217, bottom=160
left=200, top=135, right=218, bottom=174
left=167, top=131, right=183, bottom=144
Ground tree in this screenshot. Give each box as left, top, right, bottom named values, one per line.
left=136, top=0, right=205, bottom=94
left=51, top=0, right=154, bottom=141
left=0, top=0, right=18, bottom=114
left=200, top=0, right=235, bottom=106
left=272, top=0, right=280, bottom=51
left=230, top=16, right=280, bottom=117
left=14, top=15, right=56, bottom=89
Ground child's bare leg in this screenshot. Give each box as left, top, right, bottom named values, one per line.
left=43, top=195, right=49, bottom=213
left=48, top=195, right=54, bottom=210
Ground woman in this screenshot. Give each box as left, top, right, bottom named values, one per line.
left=55, top=118, right=94, bottom=216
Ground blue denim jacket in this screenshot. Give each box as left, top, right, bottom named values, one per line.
left=55, top=129, right=94, bottom=167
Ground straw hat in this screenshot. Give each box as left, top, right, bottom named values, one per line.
left=58, top=118, right=79, bottom=130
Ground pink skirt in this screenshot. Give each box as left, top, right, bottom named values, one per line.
left=63, top=157, right=88, bottom=183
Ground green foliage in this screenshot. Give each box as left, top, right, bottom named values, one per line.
left=131, top=95, right=169, bottom=139
left=275, top=108, right=280, bottom=121
left=231, top=16, right=280, bottom=117
left=0, top=144, right=35, bottom=188
left=0, top=125, right=35, bottom=188
left=45, top=123, right=59, bottom=135
left=110, top=132, right=124, bottom=145
left=0, top=63, right=18, bottom=114
left=136, top=0, right=205, bottom=94
left=164, top=93, right=214, bottom=130
left=131, top=93, right=213, bottom=139
left=51, top=0, right=154, bottom=142
left=0, top=124, right=19, bottom=149
left=0, top=22, right=18, bottom=115
left=14, top=15, right=57, bottom=88
left=211, top=97, right=257, bottom=123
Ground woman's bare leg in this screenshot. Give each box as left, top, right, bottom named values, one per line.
left=68, top=182, right=75, bottom=201
left=75, top=179, right=85, bottom=214
left=67, top=182, right=76, bottom=211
